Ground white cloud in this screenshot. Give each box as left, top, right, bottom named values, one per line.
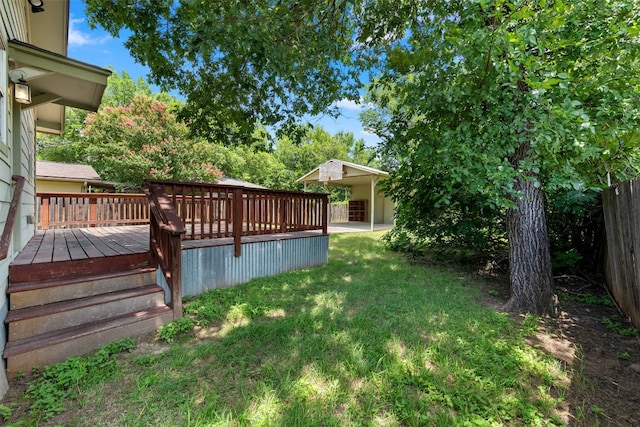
left=334, top=98, right=364, bottom=111
left=68, top=17, right=111, bottom=47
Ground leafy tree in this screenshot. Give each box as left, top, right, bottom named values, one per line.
left=37, top=69, right=181, bottom=161
left=82, top=94, right=222, bottom=191
left=83, top=0, right=363, bottom=142
left=364, top=1, right=640, bottom=315
left=238, top=148, right=291, bottom=189
left=36, top=107, right=90, bottom=163
left=101, top=69, right=153, bottom=108
left=79, top=0, right=640, bottom=315
left=276, top=127, right=350, bottom=180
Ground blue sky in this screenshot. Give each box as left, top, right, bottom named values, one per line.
left=66, top=1, right=380, bottom=146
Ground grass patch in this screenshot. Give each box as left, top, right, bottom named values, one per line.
left=7, top=232, right=572, bottom=425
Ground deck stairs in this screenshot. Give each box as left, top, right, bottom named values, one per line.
left=3, top=252, right=173, bottom=378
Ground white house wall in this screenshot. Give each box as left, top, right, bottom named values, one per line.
left=0, top=0, right=36, bottom=398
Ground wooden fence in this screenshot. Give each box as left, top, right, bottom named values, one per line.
left=602, top=178, right=640, bottom=329
left=37, top=193, right=149, bottom=230
left=330, top=203, right=348, bottom=223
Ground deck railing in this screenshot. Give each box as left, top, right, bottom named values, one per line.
left=147, top=180, right=329, bottom=257
left=37, top=192, right=149, bottom=230
left=0, top=175, right=25, bottom=260
left=146, top=183, right=185, bottom=320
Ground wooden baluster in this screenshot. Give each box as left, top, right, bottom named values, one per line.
left=89, top=197, right=97, bottom=227
left=40, top=195, right=50, bottom=230
left=280, top=194, right=289, bottom=233
left=233, top=188, right=243, bottom=256
left=215, top=190, right=221, bottom=237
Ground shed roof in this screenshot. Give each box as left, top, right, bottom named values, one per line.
left=218, top=176, right=267, bottom=189
left=36, top=161, right=102, bottom=182
left=297, top=159, right=390, bottom=186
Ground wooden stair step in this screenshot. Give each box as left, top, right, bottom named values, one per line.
left=6, top=285, right=166, bottom=340
left=7, top=266, right=157, bottom=294
left=8, top=267, right=158, bottom=310
left=3, top=306, right=173, bottom=378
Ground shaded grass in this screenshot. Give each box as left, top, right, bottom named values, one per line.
left=9, top=232, right=570, bottom=426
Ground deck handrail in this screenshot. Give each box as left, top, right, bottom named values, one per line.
left=0, top=175, right=26, bottom=260
left=37, top=192, right=149, bottom=230
left=146, top=179, right=329, bottom=256
left=146, top=183, right=186, bottom=320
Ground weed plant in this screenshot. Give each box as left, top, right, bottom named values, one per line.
left=601, top=316, right=639, bottom=337
left=558, top=291, right=614, bottom=307
left=17, top=338, right=135, bottom=422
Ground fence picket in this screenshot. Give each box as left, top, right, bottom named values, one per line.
left=603, top=179, right=640, bottom=329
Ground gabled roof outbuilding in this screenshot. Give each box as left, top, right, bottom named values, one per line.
left=297, top=159, right=394, bottom=231
left=296, top=159, right=389, bottom=186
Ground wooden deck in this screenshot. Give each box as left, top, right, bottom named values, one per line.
left=13, top=222, right=390, bottom=268
left=12, top=226, right=150, bottom=266
left=12, top=222, right=387, bottom=270
left=12, top=225, right=329, bottom=267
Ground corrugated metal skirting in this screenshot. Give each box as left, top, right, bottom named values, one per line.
left=157, top=235, right=329, bottom=300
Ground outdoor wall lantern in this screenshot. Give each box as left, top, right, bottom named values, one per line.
left=28, top=0, right=45, bottom=13
left=9, top=72, right=31, bottom=105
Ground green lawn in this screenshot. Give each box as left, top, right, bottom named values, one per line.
left=6, top=232, right=571, bottom=426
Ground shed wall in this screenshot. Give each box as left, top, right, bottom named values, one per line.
left=351, top=184, right=392, bottom=224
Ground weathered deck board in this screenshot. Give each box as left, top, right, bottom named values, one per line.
left=32, top=230, right=55, bottom=264
left=77, top=228, right=129, bottom=257
left=70, top=229, right=104, bottom=259
left=14, top=232, right=43, bottom=265
left=65, top=230, right=88, bottom=260
left=95, top=226, right=149, bottom=252
left=52, top=230, right=71, bottom=263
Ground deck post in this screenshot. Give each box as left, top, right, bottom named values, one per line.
left=170, top=233, right=183, bottom=319
left=322, top=194, right=328, bottom=235
left=233, top=188, right=243, bottom=257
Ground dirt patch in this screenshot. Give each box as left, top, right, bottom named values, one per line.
left=482, top=275, right=640, bottom=426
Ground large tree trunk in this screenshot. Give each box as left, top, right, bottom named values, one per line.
left=504, top=177, right=557, bottom=316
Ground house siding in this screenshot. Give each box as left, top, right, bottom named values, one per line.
left=0, top=0, right=35, bottom=398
